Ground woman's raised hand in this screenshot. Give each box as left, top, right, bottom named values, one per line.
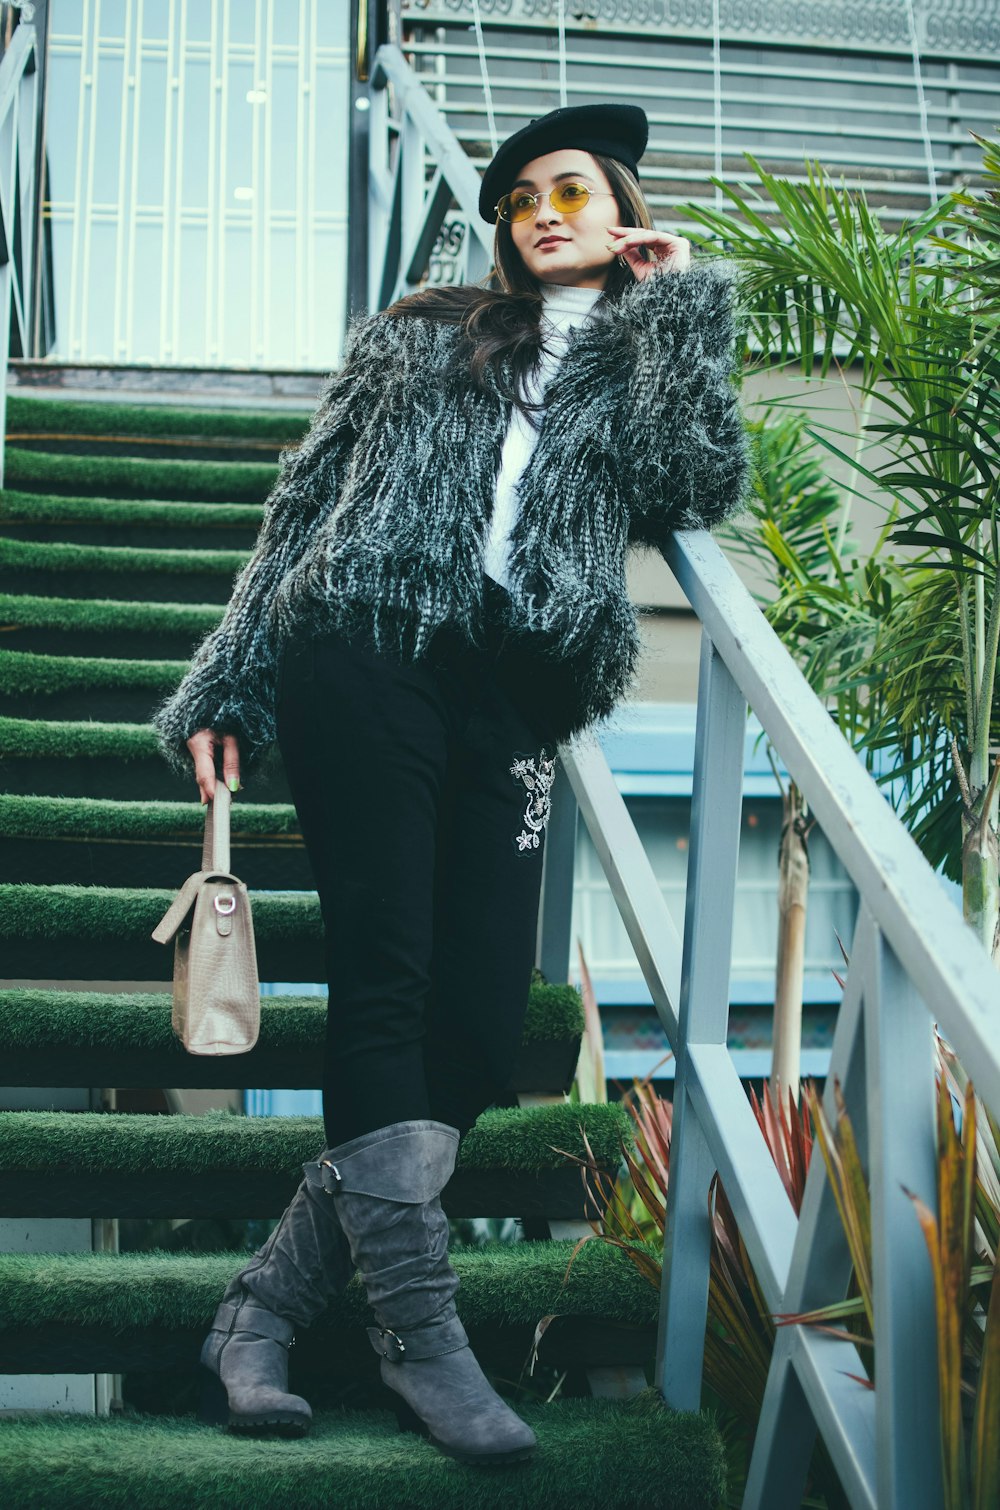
left=186, top=728, right=242, bottom=805
left=606, top=226, right=692, bottom=281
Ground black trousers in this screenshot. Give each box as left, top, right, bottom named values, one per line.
left=274, top=577, right=566, bottom=1146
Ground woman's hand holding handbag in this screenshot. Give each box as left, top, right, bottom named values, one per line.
left=151, top=780, right=261, bottom=1056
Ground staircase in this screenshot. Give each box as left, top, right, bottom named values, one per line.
left=0, top=392, right=726, bottom=1508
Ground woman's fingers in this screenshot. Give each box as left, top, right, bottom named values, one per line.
left=187, top=729, right=218, bottom=804
left=606, top=225, right=686, bottom=244
left=606, top=227, right=692, bottom=276
left=183, top=727, right=241, bottom=803
left=221, top=734, right=242, bottom=796
left=185, top=728, right=242, bottom=805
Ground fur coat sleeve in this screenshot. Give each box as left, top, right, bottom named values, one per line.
left=586, top=261, right=751, bottom=550
left=149, top=312, right=392, bottom=775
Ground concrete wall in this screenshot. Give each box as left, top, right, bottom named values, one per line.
left=629, top=361, right=901, bottom=704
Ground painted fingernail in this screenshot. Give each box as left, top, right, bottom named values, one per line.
left=227, top=776, right=239, bottom=793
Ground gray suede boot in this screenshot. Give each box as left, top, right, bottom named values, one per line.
left=198, top=1160, right=354, bottom=1436
left=308, top=1119, right=537, bottom=1465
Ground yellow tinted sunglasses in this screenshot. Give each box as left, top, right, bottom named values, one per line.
left=494, top=181, right=615, bottom=224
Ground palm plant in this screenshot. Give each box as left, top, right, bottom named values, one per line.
left=723, top=411, right=893, bottom=746
left=687, top=138, right=1000, bottom=957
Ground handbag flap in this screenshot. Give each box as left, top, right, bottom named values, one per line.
left=152, top=870, right=206, bottom=945
left=151, top=868, right=241, bottom=945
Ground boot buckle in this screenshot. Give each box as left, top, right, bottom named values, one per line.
left=319, top=1158, right=342, bottom=1189
left=377, top=1328, right=406, bottom=1361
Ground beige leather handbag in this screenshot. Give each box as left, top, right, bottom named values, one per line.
left=151, top=782, right=260, bottom=1055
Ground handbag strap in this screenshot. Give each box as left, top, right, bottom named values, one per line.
left=151, top=782, right=237, bottom=946
left=202, top=781, right=231, bottom=874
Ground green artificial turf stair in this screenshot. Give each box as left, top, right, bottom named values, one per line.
left=0, top=1239, right=658, bottom=1376
left=0, top=647, right=186, bottom=720
left=0, top=535, right=250, bottom=603
left=0, top=1102, right=626, bottom=1182
left=0, top=883, right=325, bottom=978
left=5, top=394, right=310, bottom=448
left=0, top=592, right=224, bottom=658
left=0, top=1102, right=624, bottom=1218
left=0, top=713, right=291, bottom=798
left=0, top=493, right=264, bottom=548
left=0, top=792, right=313, bottom=886
left=0, top=984, right=584, bottom=1092
left=0, top=390, right=725, bottom=1507
left=4, top=446, right=278, bottom=502
left=0, top=1397, right=726, bottom=1510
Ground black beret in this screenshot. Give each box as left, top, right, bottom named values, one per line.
left=478, top=103, right=648, bottom=223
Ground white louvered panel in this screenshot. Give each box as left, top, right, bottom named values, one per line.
left=401, top=1, right=1000, bottom=227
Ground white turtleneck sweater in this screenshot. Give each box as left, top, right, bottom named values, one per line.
left=483, top=281, right=604, bottom=590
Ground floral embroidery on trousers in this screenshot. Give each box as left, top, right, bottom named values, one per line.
left=509, top=748, right=557, bottom=852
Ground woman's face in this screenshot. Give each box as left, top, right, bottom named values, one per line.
left=505, top=149, right=619, bottom=289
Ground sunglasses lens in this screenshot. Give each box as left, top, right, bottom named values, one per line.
left=551, top=183, right=591, bottom=213
left=497, top=193, right=536, bottom=223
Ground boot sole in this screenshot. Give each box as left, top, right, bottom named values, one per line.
left=227, top=1415, right=311, bottom=1439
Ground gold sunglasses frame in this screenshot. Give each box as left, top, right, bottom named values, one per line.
left=494, top=183, right=617, bottom=224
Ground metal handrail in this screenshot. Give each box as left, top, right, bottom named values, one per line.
left=0, top=12, right=43, bottom=487
left=364, top=45, right=998, bottom=1508
left=368, top=44, right=492, bottom=309
left=667, top=530, right=1000, bottom=1104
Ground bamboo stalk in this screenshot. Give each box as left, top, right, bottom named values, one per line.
left=771, top=778, right=810, bottom=1109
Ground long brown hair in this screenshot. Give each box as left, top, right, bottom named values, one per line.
left=386, top=154, right=654, bottom=412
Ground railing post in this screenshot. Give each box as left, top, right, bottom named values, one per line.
left=0, top=23, right=39, bottom=489
left=536, top=762, right=578, bottom=985
left=745, top=907, right=876, bottom=1510
left=866, top=926, right=942, bottom=1508
left=657, top=632, right=746, bottom=1408
left=29, top=1, right=53, bottom=358
left=397, top=110, right=425, bottom=302
left=366, top=73, right=391, bottom=315
left=347, top=0, right=373, bottom=317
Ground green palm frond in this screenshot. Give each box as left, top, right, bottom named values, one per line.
left=701, top=139, right=1000, bottom=894
left=685, top=154, right=953, bottom=386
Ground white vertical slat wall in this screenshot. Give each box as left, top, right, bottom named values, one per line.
left=47, top=0, right=350, bottom=368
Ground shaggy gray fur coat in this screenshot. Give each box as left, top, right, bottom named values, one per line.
left=152, top=262, right=750, bottom=773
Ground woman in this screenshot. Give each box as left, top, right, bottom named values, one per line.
left=152, top=103, right=750, bottom=1465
